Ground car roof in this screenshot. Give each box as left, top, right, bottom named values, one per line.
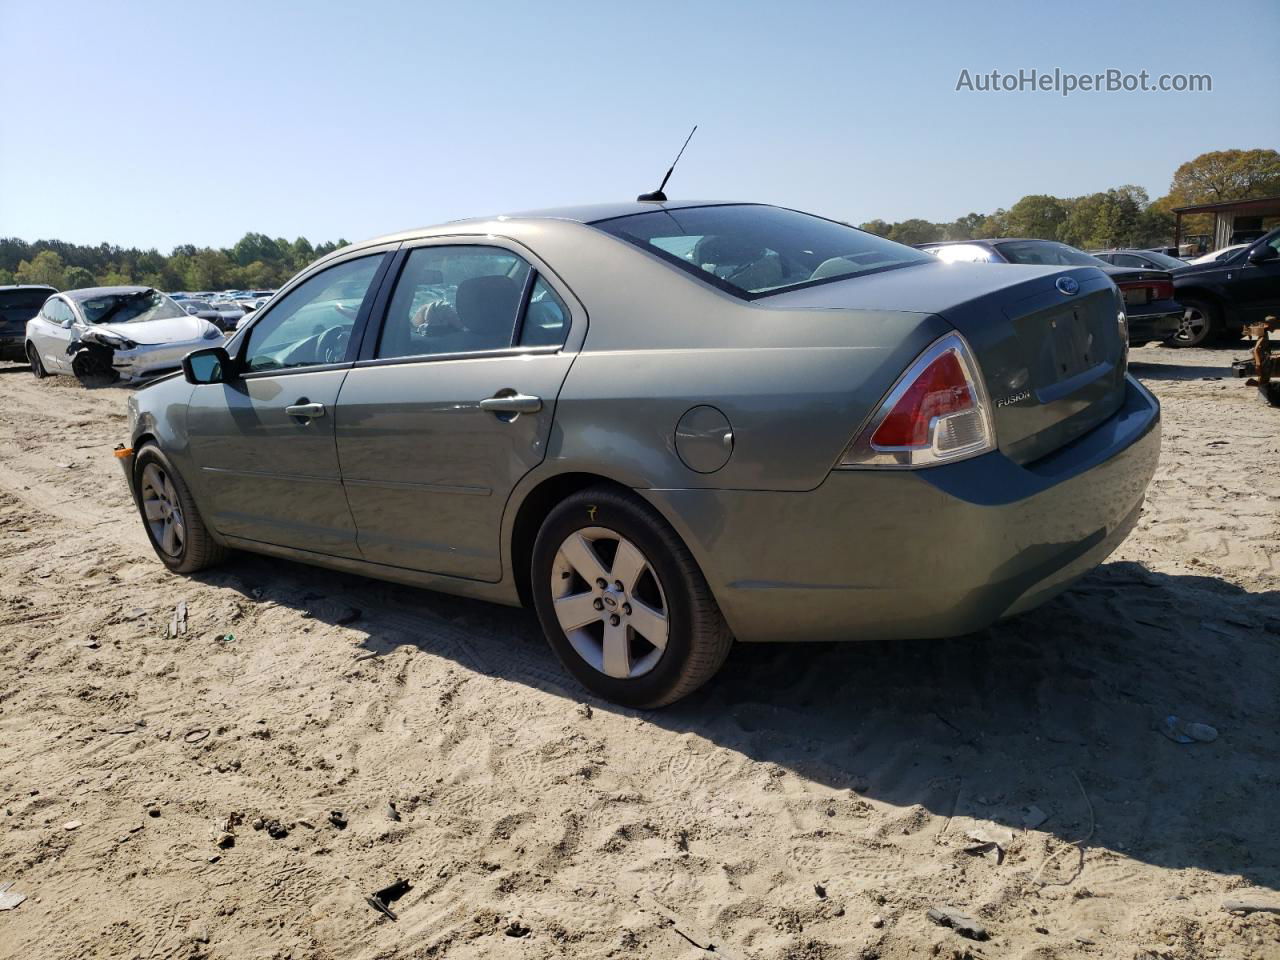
left=332, top=200, right=751, bottom=255
left=0, top=283, right=57, bottom=292
left=62, top=285, right=154, bottom=301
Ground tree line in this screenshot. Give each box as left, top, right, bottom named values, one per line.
left=0, top=232, right=348, bottom=293
left=858, top=148, right=1280, bottom=248
left=2, top=149, right=1277, bottom=293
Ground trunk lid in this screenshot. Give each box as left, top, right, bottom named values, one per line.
left=761, top=260, right=1128, bottom=464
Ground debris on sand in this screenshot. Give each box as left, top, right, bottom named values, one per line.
left=0, top=881, right=26, bottom=911
left=169, top=601, right=188, bottom=638
left=1222, top=897, right=1280, bottom=915
left=184, top=728, right=211, bottom=745
left=963, top=825, right=1013, bottom=864
left=63, top=820, right=82, bottom=831
left=1159, top=715, right=1218, bottom=744
left=927, top=906, right=989, bottom=941
left=385, top=801, right=401, bottom=822
left=1022, top=805, right=1049, bottom=830
left=366, top=878, right=412, bottom=921
left=328, top=810, right=347, bottom=830
left=215, top=832, right=235, bottom=849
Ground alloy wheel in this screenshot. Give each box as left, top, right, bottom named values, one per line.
left=140, top=463, right=186, bottom=558
left=550, top=527, right=669, bottom=679
left=1174, top=305, right=1208, bottom=345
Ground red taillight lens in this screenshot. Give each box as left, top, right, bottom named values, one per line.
left=840, top=332, right=996, bottom=469
left=870, top=352, right=974, bottom=448
left=1151, top=280, right=1174, bottom=300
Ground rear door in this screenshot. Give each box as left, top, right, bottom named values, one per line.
left=184, top=251, right=392, bottom=556
left=335, top=239, right=583, bottom=580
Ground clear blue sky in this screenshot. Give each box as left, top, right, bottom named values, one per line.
left=2, top=0, right=1277, bottom=251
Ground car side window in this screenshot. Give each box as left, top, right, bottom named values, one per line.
left=377, top=246, right=532, bottom=359
left=518, top=277, right=570, bottom=347
left=243, top=255, right=383, bottom=373
left=47, top=299, right=72, bottom=325
left=1113, top=254, right=1143, bottom=268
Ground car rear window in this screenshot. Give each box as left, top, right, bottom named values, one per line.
left=0, top=289, right=54, bottom=312
left=592, top=204, right=932, bottom=299
left=994, top=240, right=1105, bottom=267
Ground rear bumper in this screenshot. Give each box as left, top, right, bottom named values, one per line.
left=1126, top=300, right=1183, bottom=342
left=0, top=333, right=26, bottom=361
left=642, top=375, right=1160, bottom=644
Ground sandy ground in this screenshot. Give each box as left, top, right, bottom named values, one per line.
left=0, top=343, right=1277, bottom=960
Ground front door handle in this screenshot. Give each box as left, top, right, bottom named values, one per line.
left=478, top=393, right=542, bottom=415
left=285, top=402, right=326, bottom=419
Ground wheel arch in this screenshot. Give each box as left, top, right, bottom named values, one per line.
left=1174, top=286, right=1227, bottom=320
left=508, top=471, right=635, bottom=607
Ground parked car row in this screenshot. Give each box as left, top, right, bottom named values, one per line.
left=917, top=228, right=1280, bottom=347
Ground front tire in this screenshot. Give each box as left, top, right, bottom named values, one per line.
left=531, top=486, right=733, bottom=708
left=133, top=445, right=227, bottom=574
left=1166, top=298, right=1221, bottom=348
left=26, top=342, right=47, bottom=378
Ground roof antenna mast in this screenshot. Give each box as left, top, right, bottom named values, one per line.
left=637, top=125, right=697, bottom=202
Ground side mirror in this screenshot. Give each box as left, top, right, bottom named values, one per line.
left=182, top=346, right=232, bottom=385
left=185, top=305, right=200, bottom=315
left=1248, top=245, right=1278, bottom=264
left=61, top=318, right=75, bottom=329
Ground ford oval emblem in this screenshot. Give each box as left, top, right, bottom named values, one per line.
left=1056, top=276, right=1079, bottom=296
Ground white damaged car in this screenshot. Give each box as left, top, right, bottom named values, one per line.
left=26, top=286, right=224, bottom=383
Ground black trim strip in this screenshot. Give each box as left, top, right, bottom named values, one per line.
left=342, top=477, right=491, bottom=496
left=350, top=344, right=561, bottom=370
left=201, top=466, right=341, bottom=485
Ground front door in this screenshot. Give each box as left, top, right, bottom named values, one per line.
left=185, top=253, right=389, bottom=557
left=30, top=297, right=77, bottom=373
left=335, top=242, right=579, bottom=580
left=1235, top=232, right=1280, bottom=325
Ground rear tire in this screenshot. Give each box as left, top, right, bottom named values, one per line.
left=530, top=486, right=733, bottom=708
left=26, top=343, right=47, bottom=378
left=133, top=444, right=228, bottom=574
left=1166, top=298, right=1221, bottom=348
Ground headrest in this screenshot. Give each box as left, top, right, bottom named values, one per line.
left=455, top=275, right=521, bottom=340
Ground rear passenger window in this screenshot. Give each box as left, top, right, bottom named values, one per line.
left=378, top=246, right=531, bottom=359
left=519, top=277, right=570, bottom=347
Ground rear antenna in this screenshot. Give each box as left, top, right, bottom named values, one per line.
left=637, top=125, right=697, bottom=202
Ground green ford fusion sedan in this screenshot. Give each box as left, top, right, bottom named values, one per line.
left=118, top=201, right=1160, bottom=707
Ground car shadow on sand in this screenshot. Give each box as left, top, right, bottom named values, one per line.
left=197, top=554, right=1280, bottom=891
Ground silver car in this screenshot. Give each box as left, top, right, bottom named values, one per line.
left=27, top=287, right=224, bottom=383
left=117, top=202, right=1160, bottom=707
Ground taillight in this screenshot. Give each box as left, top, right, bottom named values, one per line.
left=839, top=332, right=996, bottom=469
left=1150, top=280, right=1174, bottom=300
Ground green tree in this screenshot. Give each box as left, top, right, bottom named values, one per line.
left=15, top=250, right=67, bottom=288
left=63, top=266, right=96, bottom=289
left=858, top=219, right=892, bottom=237
left=1164, top=148, right=1280, bottom=206
left=1005, top=194, right=1069, bottom=239
left=887, top=218, right=939, bottom=246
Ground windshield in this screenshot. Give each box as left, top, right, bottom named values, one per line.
left=994, top=240, right=1106, bottom=267
left=1138, top=251, right=1186, bottom=269
left=185, top=300, right=213, bottom=310
left=79, top=290, right=187, bottom=324
left=592, top=204, right=932, bottom=299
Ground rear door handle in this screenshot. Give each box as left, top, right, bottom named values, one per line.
left=285, top=402, right=326, bottom=419
left=478, top=393, right=542, bottom=414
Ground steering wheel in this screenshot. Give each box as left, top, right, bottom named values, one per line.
left=316, top=325, right=350, bottom=364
